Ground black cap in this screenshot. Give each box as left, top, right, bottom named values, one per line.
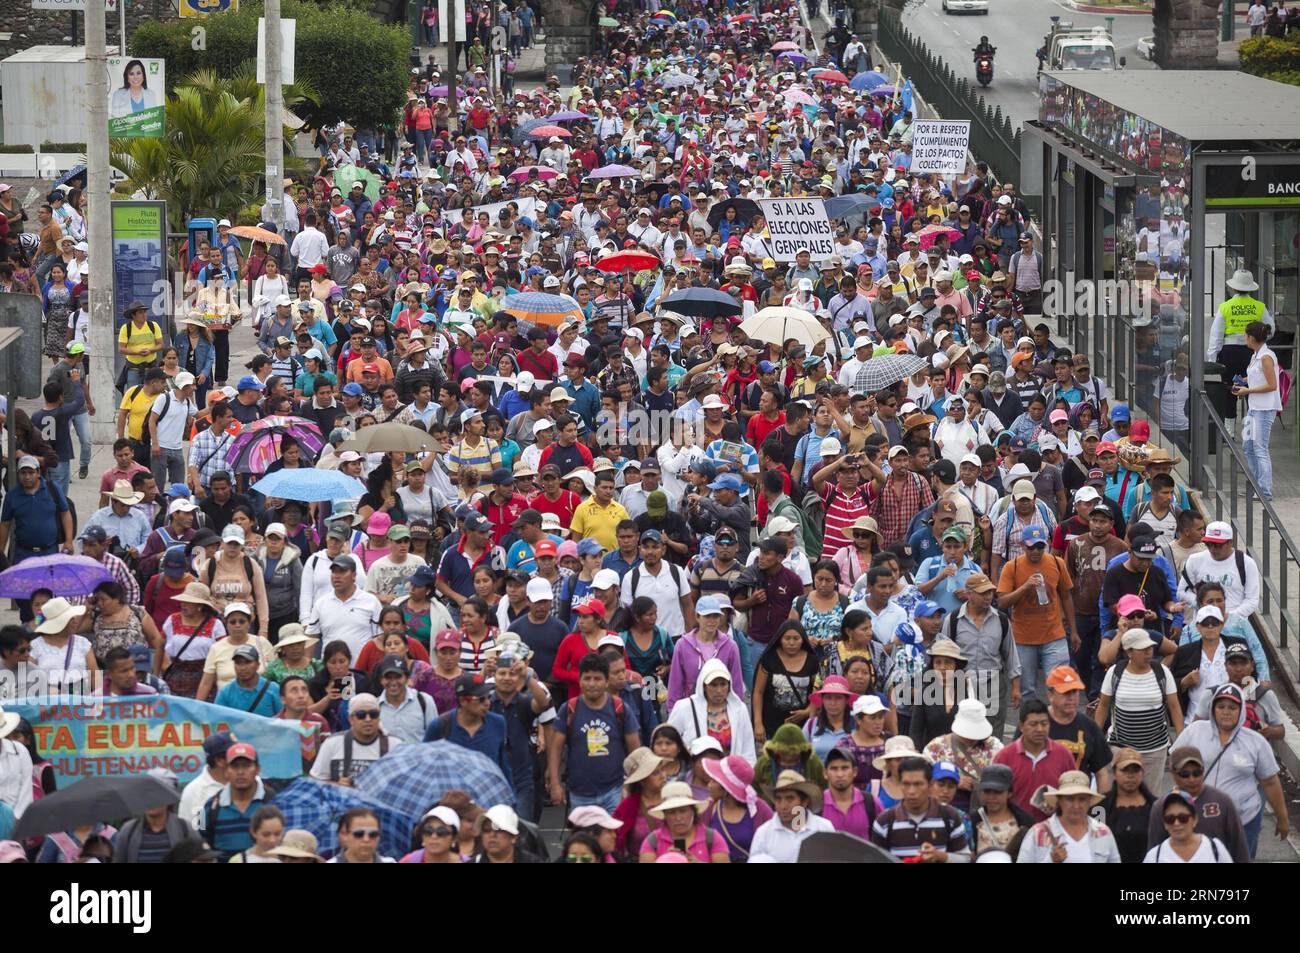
left=512, top=509, right=543, bottom=529
left=375, top=654, right=408, bottom=679
left=928, top=459, right=957, bottom=484
left=1132, top=537, right=1159, bottom=557
left=455, top=673, right=492, bottom=698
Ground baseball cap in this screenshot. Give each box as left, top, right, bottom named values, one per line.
left=375, top=654, right=409, bottom=679
left=525, top=578, right=553, bottom=602
left=1116, top=593, right=1148, bottom=617
left=932, top=761, right=960, bottom=784
left=913, top=600, right=945, bottom=618
left=1045, top=666, right=1085, bottom=693
left=978, top=764, right=1014, bottom=792
left=1203, top=521, right=1233, bottom=543
left=225, top=742, right=258, bottom=763
left=1020, top=524, right=1048, bottom=546
left=1011, top=479, right=1037, bottom=501
left=231, top=644, right=260, bottom=663
left=591, top=568, right=620, bottom=590
left=236, top=375, right=264, bottom=392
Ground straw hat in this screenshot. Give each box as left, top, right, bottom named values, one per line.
left=34, top=597, right=87, bottom=634
left=648, top=781, right=708, bottom=817
left=0, top=704, right=20, bottom=740
left=1037, top=770, right=1105, bottom=810
left=108, top=479, right=144, bottom=505
left=875, top=735, right=928, bottom=764
left=849, top=515, right=882, bottom=539
left=623, top=747, right=666, bottom=787
left=762, top=770, right=823, bottom=810
left=275, top=624, right=318, bottom=653
left=174, top=582, right=218, bottom=611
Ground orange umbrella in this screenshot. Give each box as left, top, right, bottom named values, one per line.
left=228, top=224, right=286, bottom=246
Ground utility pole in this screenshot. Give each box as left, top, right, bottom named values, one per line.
left=119, top=0, right=128, bottom=55
left=264, top=0, right=284, bottom=238
left=86, top=0, right=116, bottom=444
left=447, top=0, right=458, bottom=134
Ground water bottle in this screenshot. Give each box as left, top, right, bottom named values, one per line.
left=1035, top=575, right=1050, bottom=605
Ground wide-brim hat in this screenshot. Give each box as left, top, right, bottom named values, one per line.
left=174, top=582, right=218, bottom=611
left=810, top=675, right=858, bottom=709
left=761, top=770, right=823, bottom=810
left=648, top=781, right=708, bottom=817
left=0, top=706, right=19, bottom=740
left=876, top=735, right=927, bottom=763
left=34, top=597, right=87, bottom=634
left=1037, top=770, right=1105, bottom=809
left=949, top=697, right=992, bottom=742
left=700, top=755, right=756, bottom=806
left=275, top=625, right=318, bottom=652
left=623, top=747, right=666, bottom=787
left=1226, top=269, right=1258, bottom=292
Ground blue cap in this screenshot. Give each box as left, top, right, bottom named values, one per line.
left=696, top=595, right=724, bottom=616
left=1009, top=436, right=1027, bottom=452
left=758, top=360, right=776, bottom=373
left=802, top=354, right=823, bottom=368
left=418, top=312, right=437, bottom=323
left=708, top=473, right=744, bottom=493
left=1021, top=524, right=1049, bottom=546
left=342, top=382, right=365, bottom=397
left=519, top=217, right=537, bottom=229
left=128, top=643, right=153, bottom=671
left=640, top=528, right=664, bottom=544
left=577, top=538, right=603, bottom=557
left=1110, top=404, right=1131, bottom=422
left=932, top=760, right=961, bottom=784
left=166, top=482, right=190, bottom=498
left=881, top=197, right=895, bottom=209
left=236, top=375, right=265, bottom=391
left=488, top=467, right=514, bottom=485
left=410, top=564, right=438, bottom=588
left=526, top=266, right=545, bottom=277
left=913, top=599, right=945, bottom=618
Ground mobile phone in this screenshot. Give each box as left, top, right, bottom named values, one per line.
left=332, top=678, right=345, bottom=690
left=673, top=838, right=687, bottom=852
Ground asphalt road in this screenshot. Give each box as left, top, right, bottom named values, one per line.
left=899, top=0, right=1157, bottom=130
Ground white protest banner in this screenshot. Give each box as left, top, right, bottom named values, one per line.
left=257, top=18, right=297, bottom=85
left=757, top=198, right=834, bottom=263
left=911, top=120, right=971, bottom=176
left=470, top=197, right=537, bottom=226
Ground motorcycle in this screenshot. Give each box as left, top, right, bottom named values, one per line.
left=975, top=53, right=995, bottom=87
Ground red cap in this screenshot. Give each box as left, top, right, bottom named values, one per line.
left=534, top=540, right=558, bottom=558
left=573, top=597, right=606, bottom=617
left=226, top=742, right=258, bottom=763
left=362, top=362, right=380, bottom=374
left=309, top=263, right=328, bottom=274
left=965, top=269, right=982, bottom=281
left=1129, top=421, right=1150, bottom=442
left=1097, top=441, right=1119, bottom=454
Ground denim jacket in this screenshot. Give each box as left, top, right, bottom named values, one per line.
left=174, top=330, right=215, bottom=380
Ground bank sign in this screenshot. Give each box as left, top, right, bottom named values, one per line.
left=1205, top=159, right=1300, bottom=208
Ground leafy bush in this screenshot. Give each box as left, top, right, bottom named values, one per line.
left=1239, top=35, right=1300, bottom=77
left=1263, top=69, right=1300, bottom=87
left=131, top=1, right=408, bottom=130
left=0, top=144, right=35, bottom=154
left=39, top=142, right=87, bottom=152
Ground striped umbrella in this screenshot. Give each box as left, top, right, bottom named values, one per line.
left=500, top=291, right=584, bottom=327
left=225, top=416, right=325, bottom=476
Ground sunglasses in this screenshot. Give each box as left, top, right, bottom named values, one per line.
left=1199, top=619, right=1223, bottom=627
left=421, top=826, right=455, bottom=838
left=352, top=710, right=381, bottom=720
left=1163, top=813, right=1194, bottom=826
left=350, top=828, right=381, bottom=839
left=1177, top=768, right=1203, bottom=779
left=565, top=852, right=596, bottom=863
left=1124, top=612, right=1147, bottom=621
left=852, top=531, right=876, bottom=539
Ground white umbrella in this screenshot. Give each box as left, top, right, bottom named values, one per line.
left=739, top=306, right=830, bottom=350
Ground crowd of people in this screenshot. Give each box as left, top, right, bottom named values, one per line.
left=0, top=0, right=1290, bottom=865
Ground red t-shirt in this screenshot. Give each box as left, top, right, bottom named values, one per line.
left=356, top=636, right=432, bottom=677
left=530, top=489, right=582, bottom=525
left=747, top=411, right=785, bottom=451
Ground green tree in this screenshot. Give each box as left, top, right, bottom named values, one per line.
left=110, top=67, right=318, bottom=232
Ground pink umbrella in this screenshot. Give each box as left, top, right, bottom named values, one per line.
left=508, top=165, right=559, bottom=182
left=781, top=88, right=817, bottom=106
left=771, top=41, right=800, bottom=52
left=917, top=224, right=962, bottom=250
left=813, top=69, right=849, bottom=84
left=528, top=124, right=572, bottom=139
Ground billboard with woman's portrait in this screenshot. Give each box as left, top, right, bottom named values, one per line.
left=108, top=56, right=166, bottom=139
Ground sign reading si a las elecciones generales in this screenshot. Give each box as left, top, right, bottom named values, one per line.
left=757, top=199, right=834, bottom=263
left=911, top=120, right=972, bottom=176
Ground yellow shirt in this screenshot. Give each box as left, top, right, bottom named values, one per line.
left=119, top=385, right=160, bottom=441
left=569, top=497, right=630, bottom=552
left=202, top=635, right=275, bottom=689
left=119, top=319, right=162, bottom=366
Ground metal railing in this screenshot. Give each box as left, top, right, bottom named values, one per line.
left=876, top=8, right=1038, bottom=219
left=1193, top=391, right=1300, bottom=694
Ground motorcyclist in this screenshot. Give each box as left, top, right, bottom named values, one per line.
left=973, top=36, right=997, bottom=62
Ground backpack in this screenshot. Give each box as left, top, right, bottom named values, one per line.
left=562, top=694, right=626, bottom=743
left=629, top=561, right=682, bottom=600
left=127, top=386, right=170, bottom=457
left=1003, top=499, right=1054, bottom=556
left=206, top=554, right=258, bottom=603
left=945, top=607, right=1011, bottom=659
left=1181, top=550, right=1247, bottom=591
left=1109, top=655, right=1173, bottom=724
left=338, top=729, right=389, bottom=781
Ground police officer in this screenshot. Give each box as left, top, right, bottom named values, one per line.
left=1206, top=269, right=1274, bottom=397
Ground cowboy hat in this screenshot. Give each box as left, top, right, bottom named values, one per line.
left=648, top=781, right=708, bottom=817
left=34, top=597, right=87, bottom=634
left=762, top=770, right=823, bottom=809
left=1226, top=269, right=1258, bottom=293
left=174, top=582, right=218, bottom=611
left=108, top=479, right=144, bottom=505
left=1037, top=770, right=1105, bottom=810
left=623, top=747, right=667, bottom=787
left=275, top=624, right=318, bottom=653
left=1144, top=447, right=1182, bottom=466
left=902, top=412, right=937, bottom=433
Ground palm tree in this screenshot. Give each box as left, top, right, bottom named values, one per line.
left=110, top=66, right=318, bottom=232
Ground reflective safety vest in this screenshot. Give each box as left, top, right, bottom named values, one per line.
left=1220, top=295, right=1265, bottom=338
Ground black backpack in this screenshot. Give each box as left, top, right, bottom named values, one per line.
left=127, top=386, right=170, bottom=457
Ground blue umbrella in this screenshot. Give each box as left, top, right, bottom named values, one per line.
left=249, top=467, right=369, bottom=504
left=499, top=291, right=583, bottom=327
left=824, top=193, right=877, bottom=219
left=688, top=17, right=710, bottom=30
left=271, top=777, right=415, bottom=860
left=55, top=164, right=87, bottom=188
left=849, top=70, right=888, bottom=91
left=0, top=555, right=113, bottom=599
left=356, top=741, right=515, bottom=818
left=511, top=117, right=551, bottom=147
left=778, top=51, right=809, bottom=64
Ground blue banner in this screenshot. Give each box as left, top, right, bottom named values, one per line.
left=7, top=695, right=309, bottom=786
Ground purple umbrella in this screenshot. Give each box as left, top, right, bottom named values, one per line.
left=872, top=85, right=897, bottom=96
left=544, top=111, right=593, bottom=123
left=778, top=51, right=809, bottom=63
left=589, top=164, right=638, bottom=178
left=427, top=85, right=467, bottom=97
left=0, top=555, right=113, bottom=599
left=226, top=416, right=326, bottom=476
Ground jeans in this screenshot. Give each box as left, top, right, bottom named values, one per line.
left=1243, top=409, right=1275, bottom=500
left=71, top=411, right=92, bottom=473
left=1015, top=637, right=1071, bottom=703
left=124, top=363, right=152, bottom=390
left=151, top=448, right=186, bottom=490
left=1244, top=804, right=1263, bottom=858
left=733, top=627, right=756, bottom=697
left=513, top=782, right=536, bottom=824
left=50, top=460, right=71, bottom=499
left=1073, top=613, right=1103, bottom=700
left=34, top=253, right=60, bottom=284
left=569, top=786, right=622, bottom=814
left=414, top=128, right=433, bottom=165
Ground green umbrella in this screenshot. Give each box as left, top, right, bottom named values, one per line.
left=599, top=16, right=619, bottom=27
left=333, top=164, right=380, bottom=203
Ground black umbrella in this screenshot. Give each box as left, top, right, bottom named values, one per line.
left=13, top=775, right=179, bottom=840
left=511, top=118, right=551, bottom=147
left=707, top=197, right=761, bottom=231
left=797, top=831, right=901, bottom=863
left=658, top=287, right=743, bottom=319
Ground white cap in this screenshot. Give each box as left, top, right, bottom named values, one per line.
left=175, top=371, right=196, bottom=388
left=221, top=524, right=245, bottom=543
left=532, top=418, right=554, bottom=435
left=1195, top=605, right=1225, bottom=624
left=526, top=578, right=553, bottom=602
left=768, top=515, right=798, bottom=534
left=1012, top=479, right=1037, bottom=500
left=996, top=195, right=1012, bottom=206
left=350, top=283, right=368, bottom=293
left=515, top=371, right=535, bottom=393
left=421, top=806, right=461, bottom=830
left=853, top=336, right=873, bottom=350
left=337, top=450, right=363, bottom=463
left=933, top=270, right=953, bottom=282
left=689, top=736, right=725, bottom=757
left=224, top=601, right=253, bottom=618
left=1038, top=434, right=1060, bottom=451
left=481, top=804, right=519, bottom=836
left=701, top=394, right=727, bottom=410
left=1203, top=521, right=1234, bottom=543
left=852, top=695, right=886, bottom=717
left=1005, top=463, right=1031, bottom=482
left=591, top=568, right=620, bottom=590
left=168, top=498, right=198, bottom=515
left=217, top=218, right=233, bottom=227
left=797, top=278, right=814, bottom=292
left=960, top=454, right=982, bottom=468
left=1075, top=486, right=1101, bottom=503
left=819, top=437, right=842, bottom=457
left=264, top=522, right=288, bottom=538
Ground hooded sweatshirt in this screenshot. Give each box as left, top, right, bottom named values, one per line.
left=752, top=723, right=828, bottom=804
left=1170, top=686, right=1279, bottom=825
left=666, top=625, right=744, bottom=709
left=667, top=658, right=756, bottom=762
left=258, top=543, right=303, bottom=620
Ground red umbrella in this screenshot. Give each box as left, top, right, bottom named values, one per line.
left=917, top=224, right=962, bottom=250
left=813, top=69, right=848, bottom=84
left=595, top=250, right=661, bottom=272
left=528, top=124, right=572, bottom=138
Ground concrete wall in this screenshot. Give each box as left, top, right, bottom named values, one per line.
left=542, top=0, right=591, bottom=74
left=1153, top=0, right=1221, bottom=69
left=0, top=0, right=180, bottom=62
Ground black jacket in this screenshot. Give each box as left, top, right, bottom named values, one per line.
left=1170, top=635, right=1248, bottom=713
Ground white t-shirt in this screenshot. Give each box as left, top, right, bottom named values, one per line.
left=1158, top=373, right=1190, bottom=431
left=1049, top=815, right=1094, bottom=864
left=67, top=308, right=91, bottom=346
left=365, top=553, right=427, bottom=600
left=620, top=561, right=692, bottom=637
left=310, top=731, right=403, bottom=782
left=151, top=393, right=198, bottom=450
left=29, top=635, right=93, bottom=680
left=1143, top=835, right=1233, bottom=863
